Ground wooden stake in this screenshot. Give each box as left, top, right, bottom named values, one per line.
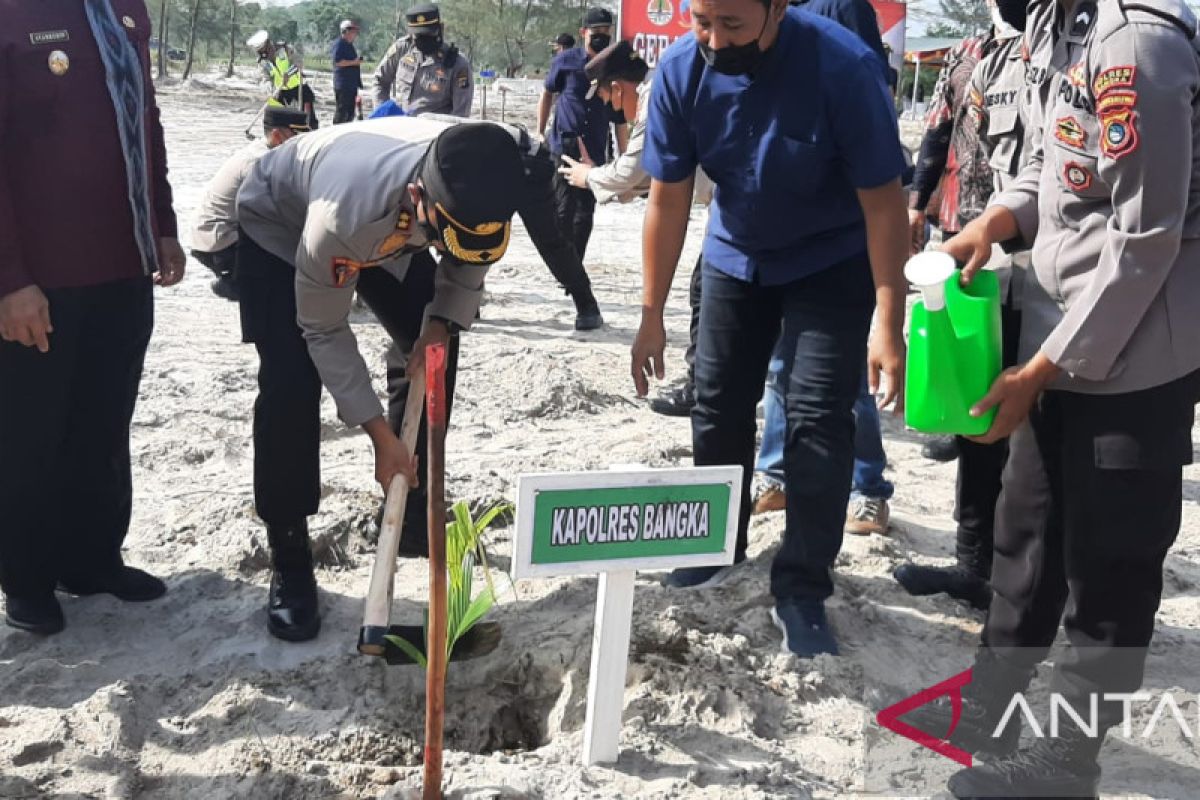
left=422, top=343, right=449, bottom=800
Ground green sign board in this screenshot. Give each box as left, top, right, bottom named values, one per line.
left=513, top=467, right=742, bottom=578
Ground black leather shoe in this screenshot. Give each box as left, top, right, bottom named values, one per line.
left=948, top=734, right=1102, bottom=799
left=921, top=434, right=959, bottom=462
left=59, top=566, right=167, bottom=602
left=574, top=305, right=604, bottom=331
left=893, top=564, right=991, bottom=610
left=649, top=384, right=695, bottom=417
left=5, top=594, right=65, bottom=635
left=266, top=524, right=320, bottom=642
left=210, top=276, right=240, bottom=302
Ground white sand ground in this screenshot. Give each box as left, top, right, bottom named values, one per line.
left=1, top=70, right=1198, bottom=800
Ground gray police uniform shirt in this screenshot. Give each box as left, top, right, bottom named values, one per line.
left=584, top=80, right=713, bottom=206
left=373, top=37, right=473, bottom=116
left=236, top=118, right=487, bottom=428
left=967, top=31, right=1029, bottom=307
left=992, top=0, right=1200, bottom=394
left=192, top=140, right=268, bottom=253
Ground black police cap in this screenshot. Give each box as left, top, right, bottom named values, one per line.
left=583, top=7, right=614, bottom=28
left=585, top=41, right=648, bottom=98
left=407, top=3, right=441, bottom=28
left=263, top=104, right=311, bottom=132
left=419, top=124, right=524, bottom=266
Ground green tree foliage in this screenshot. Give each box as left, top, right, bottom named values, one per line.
left=931, top=0, right=990, bottom=37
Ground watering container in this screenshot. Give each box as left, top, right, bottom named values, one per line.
left=904, top=252, right=1002, bottom=436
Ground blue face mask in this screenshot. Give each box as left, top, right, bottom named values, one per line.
left=697, top=11, right=770, bottom=76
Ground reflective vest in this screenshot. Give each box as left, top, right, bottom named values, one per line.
left=266, top=50, right=301, bottom=92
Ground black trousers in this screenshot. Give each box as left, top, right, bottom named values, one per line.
left=550, top=168, right=596, bottom=263
left=0, top=277, right=153, bottom=598
left=333, top=87, right=358, bottom=124
left=684, top=255, right=702, bottom=390
left=983, top=367, right=1200, bottom=725
left=275, top=84, right=319, bottom=129
left=693, top=256, right=874, bottom=600
left=520, top=150, right=592, bottom=296
left=237, top=233, right=456, bottom=529
left=953, top=299, right=1023, bottom=574
left=191, top=246, right=236, bottom=280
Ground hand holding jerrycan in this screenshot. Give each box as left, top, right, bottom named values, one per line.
left=904, top=252, right=1002, bottom=436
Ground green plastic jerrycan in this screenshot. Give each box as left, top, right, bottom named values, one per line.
left=904, top=252, right=1002, bottom=436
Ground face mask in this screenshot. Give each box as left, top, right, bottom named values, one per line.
left=994, top=0, right=1027, bottom=32
left=415, top=34, right=441, bottom=55
left=698, top=11, right=770, bottom=76
left=607, top=84, right=627, bottom=124
left=588, top=32, right=611, bottom=53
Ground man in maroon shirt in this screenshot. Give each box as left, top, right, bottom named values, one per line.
left=0, top=0, right=185, bottom=635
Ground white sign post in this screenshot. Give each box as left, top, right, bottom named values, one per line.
left=513, top=465, right=742, bottom=765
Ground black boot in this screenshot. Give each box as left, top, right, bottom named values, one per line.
left=650, top=382, right=695, bottom=417
left=901, top=648, right=1034, bottom=759
left=922, top=434, right=960, bottom=462
left=4, top=594, right=65, bottom=635
left=266, top=523, right=320, bottom=642
left=894, top=520, right=993, bottom=610
left=948, top=724, right=1103, bottom=799
left=570, top=285, right=603, bottom=331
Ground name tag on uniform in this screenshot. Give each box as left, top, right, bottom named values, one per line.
left=30, top=30, right=70, bottom=45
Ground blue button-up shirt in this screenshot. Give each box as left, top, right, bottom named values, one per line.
left=643, top=8, right=904, bottom=285
left=331, top=37, right=361, bottom=90
left=544, top=48, right=609, bottom=165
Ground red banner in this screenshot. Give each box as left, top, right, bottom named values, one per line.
left=619, top=0, right=907, bottom=69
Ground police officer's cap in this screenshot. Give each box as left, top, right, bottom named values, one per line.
left=585, top=41, right=648, bottom=98
left=263, top=105, right=311, bottom=133
left=407, top=3, right=441, bottom=29
left=419, top=124, right=523, bottom=266
left=339, top=19, right=359, bottom=32
left=583, top=7, right=614, bottom=29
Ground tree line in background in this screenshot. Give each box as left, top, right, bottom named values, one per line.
left=144, top=0, right=614, bottom=81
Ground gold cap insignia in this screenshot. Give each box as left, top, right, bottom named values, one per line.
left=417, top=15, right=426, bottom=23
left=48, top=50, right=69, bottom=76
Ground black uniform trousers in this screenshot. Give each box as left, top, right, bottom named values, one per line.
left=237, top=233, right=457, bottom=531
left=333, top=88, right=358, bottom=124
left=0, top=277, right=153, bottom=599
left=983, top=366, right=1200, bottom=727
left=550, top=169, right=596, bottom=263
left=953, top=299, right=1022, bottom=573
left=520, top=150, right=593, bottom=296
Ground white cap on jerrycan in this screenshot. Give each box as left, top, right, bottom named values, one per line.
left=904, top=251, right=956, bottom=312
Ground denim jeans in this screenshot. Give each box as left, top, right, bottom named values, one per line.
left=692, top=255, right=874, bottom=600
left=756, top=362, right=894, bottom=501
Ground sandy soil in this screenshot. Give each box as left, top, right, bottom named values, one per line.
left=1, top=69, right=1198, bottom=800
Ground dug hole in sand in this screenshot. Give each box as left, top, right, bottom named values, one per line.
left=2, top=69, right=1200, bottom=800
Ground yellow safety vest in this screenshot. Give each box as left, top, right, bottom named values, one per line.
left=267, top=51, right=301, bottom=92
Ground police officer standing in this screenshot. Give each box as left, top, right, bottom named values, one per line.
left=537, top=8, right=620, bottom=262
left=924, top=0, right=1200, bottom=794
left=374, top=3, right=473, bottom=117
left=235, top=119, right=523, bottom=642
left=1, top=0, right=185, bottom=634
left=191, top=106, right=311, bottom=300
left=331, top=20, right=363, bottom=124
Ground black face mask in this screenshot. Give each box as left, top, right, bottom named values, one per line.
left=995, top=0, right=1027, bottom=31
left=609, top=104, right=627, bottom=125
left=588, top=33, right=611, bottom=53
left=698, top=12, right=770, bottom=76
left=415, top=34, right=441, bottom=55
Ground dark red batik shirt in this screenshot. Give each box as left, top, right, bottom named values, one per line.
left=0, top=0, right=177, bottom=298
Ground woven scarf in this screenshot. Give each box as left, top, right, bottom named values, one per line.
left=83, top=0, right=160, bottom=274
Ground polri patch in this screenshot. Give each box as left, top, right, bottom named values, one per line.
left=1064, top=162, right=1093, bottom=192
left=1096, top=89, right=1137, bottom=115
left=1094, top=65, right=1135, bottom=97
left=1055, top=116, right=1087, bottom=149
left=1100, top=109, right=1139, bottom=160
left=30, top=30, right=70, bottom=45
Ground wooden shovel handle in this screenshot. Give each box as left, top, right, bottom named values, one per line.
left=423, top=342, right=449, bottom=800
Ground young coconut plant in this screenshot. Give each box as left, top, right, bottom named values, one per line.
left=387, top=500, right=510, bottom=667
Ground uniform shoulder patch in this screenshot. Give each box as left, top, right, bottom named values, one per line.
left=1100, top=108, right=1140, bottom=160
left=331, top=257, right=361, bottom=288
left=1093, top=65, right=1135, bottom=97
left=1055, top=116, right=1088, bottom=149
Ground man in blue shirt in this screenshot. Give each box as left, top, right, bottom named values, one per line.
left=635, top=0, right=908, bottom=657
left=536, top=7, right=620, bottom=261
left=331, top=20, right=363, bottom=124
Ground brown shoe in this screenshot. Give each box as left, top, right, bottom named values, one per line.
left=845, top=496, right=890, bottom=535
left=752, top=483, right=786, bottom=514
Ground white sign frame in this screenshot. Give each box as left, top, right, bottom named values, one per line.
left=512, top=466, right=743, bottom=580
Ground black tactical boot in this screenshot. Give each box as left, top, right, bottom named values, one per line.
left=922, top=434, right=960, bottom=462
left=901, top=648, right=1034, bottom=759
left=948, top=723, right=1103, bottom=799
left=894, top=522, right=993, bottom=610
left=650, top=382, right=696, bottom=417
left=571, top=285, right=604, bottom=331
left=4, top=593, right=65, bottom=635
left=265, top=522, right=320, bottom=642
